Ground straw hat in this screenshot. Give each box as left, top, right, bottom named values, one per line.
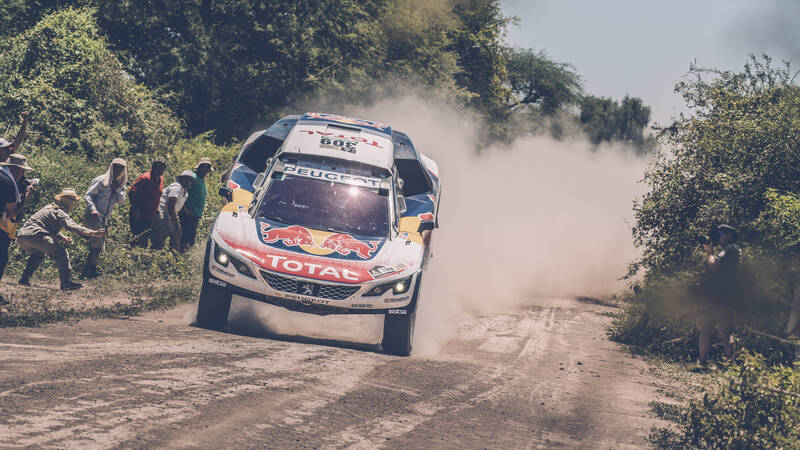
left=195, top=157, right=215, bottom=171
left=0, top=154, right=33, bottom=170
left=55, top=188, right=80, bottom=202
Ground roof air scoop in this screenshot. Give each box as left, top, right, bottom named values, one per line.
left=326, top=124, right=362, bottom=133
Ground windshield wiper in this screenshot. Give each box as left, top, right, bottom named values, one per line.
left=322, top=226, right=349, bottom=234
left=258, top=212, right=286, bottom=224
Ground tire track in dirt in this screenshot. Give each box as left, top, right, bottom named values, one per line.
left=0, top=298, right=664, bottom=448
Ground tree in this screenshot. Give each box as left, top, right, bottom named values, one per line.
left=507, top=48, right=582, bottom=115
left=0, top=7, right=181, bottom=160
left=632, top=55, right=800, bottom=277
left=579, top=95, right=652, bottom=151
left=450, top=0, right=512, bottom=141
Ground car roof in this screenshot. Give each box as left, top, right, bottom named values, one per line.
left=280, top=113, right=395, bottom=170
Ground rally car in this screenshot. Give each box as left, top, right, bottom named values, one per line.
left=196, top=113, right=441, bottom=355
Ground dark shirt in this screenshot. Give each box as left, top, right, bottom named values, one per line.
left=129, top=171, right=163, bottom=218
left=0, top=170, right=16, bottom=206
left=709, top=243, right=741, bottom=299
left=183, top=171, right=207, bottom=217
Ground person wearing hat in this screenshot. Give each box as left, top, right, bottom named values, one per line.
left=82, top=158, right=127, bottom=278
left=179, top=157, right=214, bottom=251
left=16, top=189, right=107, bottom=291
left=129, top=157, right=167, bottom=247
left=0, top=154, right=37, bottom=302
left=151, top=170, right=196, bottom=251
left=696, top=224, right=741, bottom=367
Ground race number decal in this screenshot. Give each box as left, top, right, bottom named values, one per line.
left=320, top=136, right=357, bottom=153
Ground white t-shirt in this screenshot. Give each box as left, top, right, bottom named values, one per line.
left=157, top=182, right=187, bottom=217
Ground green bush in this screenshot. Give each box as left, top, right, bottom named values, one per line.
left=654, top=352, right=800, bottom=449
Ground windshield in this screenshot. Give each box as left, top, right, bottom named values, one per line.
left=258, top=175, right=389, bottom=238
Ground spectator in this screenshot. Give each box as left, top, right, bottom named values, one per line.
left=151, top=170, right=196, bottom=251
left=129, top=157, right=166, bottom=247
left=697, top=224, right=741, bottom=367
left=17, top=189, right=107, bottom=291
left=83, top=158, right=127, bottom=278
left=0, top=154, right=36, bottom=303
left=0, top=111, right=30, bottom=163
left=179, top=157, right=214, bottom=251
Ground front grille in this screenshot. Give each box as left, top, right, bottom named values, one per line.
left=261, top=271, right=359, bottom=300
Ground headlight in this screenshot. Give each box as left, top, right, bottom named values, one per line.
left=214, top=244, right=255, bottom=279
left=214, top=245, right=230, bottom=266
left=364, top=276, right=412, bottom=297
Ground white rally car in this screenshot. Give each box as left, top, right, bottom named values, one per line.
left=196, top=113, right=441, bottom=355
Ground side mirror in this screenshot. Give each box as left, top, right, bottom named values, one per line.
left=253, top=173, right=266, bottom=188
left=397, top=195, right=407, bottom=215
left=218, top=186, right=233, bottom=202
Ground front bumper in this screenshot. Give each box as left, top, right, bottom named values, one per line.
left=207, top=239, right=417, bottom=316
left=209, top=274, right=414, bottom=316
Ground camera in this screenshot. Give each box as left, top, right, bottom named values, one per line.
left=26, top=178, right=40, bottom=188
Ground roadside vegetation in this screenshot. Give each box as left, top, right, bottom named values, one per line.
left=610, top=55, right=800, bottom=447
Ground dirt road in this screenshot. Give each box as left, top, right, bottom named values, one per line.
left=0, top=296, right=664, bottom=448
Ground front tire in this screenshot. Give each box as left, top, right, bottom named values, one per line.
left=196, top=277, right=232, bottom=330
left=382, top=310, right=416, bottom=356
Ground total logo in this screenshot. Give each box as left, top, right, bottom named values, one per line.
left=262, top=254, right=360, bottom=281
left=260, top=223, right=379, bottom=259
left=219, top=238, right=377, bottom=284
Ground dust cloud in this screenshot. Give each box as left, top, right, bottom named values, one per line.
left=224, top=95, right=648, bottom=354
left=349, top=97, right=648, bottom=353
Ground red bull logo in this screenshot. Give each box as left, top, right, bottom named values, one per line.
left=319, top=233, right=379, bottom=259
left=261, top=224, right=314, bottom=247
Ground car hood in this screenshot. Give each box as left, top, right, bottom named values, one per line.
left=213, top=212, right=422, bottom=284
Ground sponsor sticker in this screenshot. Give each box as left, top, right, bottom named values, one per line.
left=320, top=136, right=357, bottom=153
left=384, top=296, right=410, bottom=303
left=320, top=233, right=379, bottom=259
left=369, top=264, right=407, bottom=279
left=220, top=238, right=376, bottom=284
left=387, top=309, right=408, bottom=315
left=282, top=293, right=330, bottom=305
left=260, top=254, right=360, bottom=281
left=283, top=165, right=382, bottom=188
left=208, top=278, right=227, bottom=287
left=259, top=223, right=380, bottom=260
left=210, top=265, right=235, bottom=278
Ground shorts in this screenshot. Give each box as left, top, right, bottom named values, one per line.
left=697, top=302, right=735, bottom=334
